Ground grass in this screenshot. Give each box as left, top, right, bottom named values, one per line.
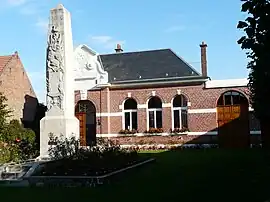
left=1, top=149, right=270, bottom=202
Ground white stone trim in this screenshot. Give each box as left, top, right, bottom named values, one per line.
left=188, top=131, right=217, bottom=135
left=151, top=91, right=156, bottom=96
left=189, top=107, right=254, bottom=114
left=162, top=103, right=171, bottom=108
left=80, top=89, right=87, bottom=100
left=205, top=79, right=248, bottom=88
left=96, top=131, right=261, bottom=137
left=250, top=130, right=261, bottom=135
left=188, top=108, right=217, bottom=113
left=137, top=104, right=147, bottom=109
left=103, top=107, right=255, bottom=116
left=127, top=92, right=131, bottom=97
left=96, top=112, right=122, bottom=117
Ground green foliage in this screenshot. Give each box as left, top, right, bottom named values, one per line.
left=1, top=119, right=35, bottom=143
left=0, top=92, right=12, bottom=132
left=237, top=0, right=270, bottom=120
left=0, top=93, right=38, bottom=163
left=48, top=134, right=80, bottom=160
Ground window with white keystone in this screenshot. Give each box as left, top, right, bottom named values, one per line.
left=148, top=96, right=162, bottom=129
left=123, top=98, right=138, bottom=130
left=172, top=95, right=188, bottom=129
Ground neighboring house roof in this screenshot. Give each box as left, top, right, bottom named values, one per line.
left=0, top=55, right=13, bottom=73
left=99, top=49, right=201, bottom=83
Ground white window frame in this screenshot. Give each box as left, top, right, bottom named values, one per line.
left=122, top=109, right=138, bottom=130
left=147, top=108, right=162, bottom=130
left=171, top=106, right=188, bottom=130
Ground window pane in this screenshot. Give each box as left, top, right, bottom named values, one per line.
left=182, top=97, right=188, bottom=107
left=181, top=110, right=188, bottom=128
left=224, top=95, right=232, bottom=105
left=132, top=112, right=138, bottom=130
left=125, top=112, right=130, bottom=130
left=232, top=94, right=240, bottom=105
left=217, top=97, right=224, bottom=106
left=174, top=110, right=180, bottom=128
left=149, top=111, right=155, bottom=128
left=156, top=110, right=162, bottom=128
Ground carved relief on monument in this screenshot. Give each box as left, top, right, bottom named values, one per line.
left=46, top=25, right=65, bottom=110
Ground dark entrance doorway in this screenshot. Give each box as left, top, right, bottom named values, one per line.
left=75, top=100, right=96, bottom=146
left=217, top=91, right=250, bottom=148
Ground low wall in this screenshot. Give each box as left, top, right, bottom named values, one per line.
left=109, top=135, right=261, bottom=145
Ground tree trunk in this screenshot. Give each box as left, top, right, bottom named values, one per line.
left=260, top=120, right=270, bottom=149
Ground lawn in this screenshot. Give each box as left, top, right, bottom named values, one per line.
left=1, top=149, right=270, bottom=202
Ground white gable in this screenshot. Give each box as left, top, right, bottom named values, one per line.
left=74, top=44, right=108, bottom=91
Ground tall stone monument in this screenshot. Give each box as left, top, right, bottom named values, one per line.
left=40, top=4, right=79, bottom=157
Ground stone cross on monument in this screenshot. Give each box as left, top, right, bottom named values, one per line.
left=39, top=4, right=79, bottom=157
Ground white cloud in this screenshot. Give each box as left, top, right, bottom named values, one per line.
left=89, top=35, right=125, bottom=50
left=90, top=36, right=112, bottom=44
left=7, top=0, right=36, bottom=6
left=35, top=18, right=48, bottom=34
left=7, top=0, right=27, bottom=6
left=19, top=4, right=38, bottom=15
left=165, top=25, right=186, bottom=33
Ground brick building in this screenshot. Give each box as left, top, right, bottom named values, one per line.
left=73, top=42, right=260, bottom=148
left=0, top=51, right=38, bottom=126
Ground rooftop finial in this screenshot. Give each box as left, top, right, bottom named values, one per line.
left=115, top=44, right=123, bottom=53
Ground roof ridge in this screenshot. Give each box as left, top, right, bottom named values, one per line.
left=169, top=49, right=201, bottom=76
left=100, top=48, right=170, bottom=56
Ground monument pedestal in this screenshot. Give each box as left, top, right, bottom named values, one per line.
left=40, top=116, right=79, bottom=157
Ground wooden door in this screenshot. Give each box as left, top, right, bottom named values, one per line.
left=75, top=112, right=87, bottom=146
left=217, top=105, right=249, bottom=148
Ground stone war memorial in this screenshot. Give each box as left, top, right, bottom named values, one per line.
left=40, top=4, right=79, bottom=158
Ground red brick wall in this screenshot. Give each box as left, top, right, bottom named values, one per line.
left=75, top=82, right=260, bottom=134
left=0, top=54, right=37, bottom=122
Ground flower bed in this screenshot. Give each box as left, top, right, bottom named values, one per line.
left=32, top=149, right=147, bottom=177
left=31, top=136, right=151, bottom=177
left=111, top=135, right=218, bottom=145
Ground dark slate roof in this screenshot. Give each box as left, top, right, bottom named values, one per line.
left=99, top=49, right=201, bottom=83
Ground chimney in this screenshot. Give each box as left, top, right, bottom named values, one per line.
left=200, top=41, right=207, bottom=77
left=13, top=51, right=19, bottom=58
left=115, top=44, right=123, bottom=53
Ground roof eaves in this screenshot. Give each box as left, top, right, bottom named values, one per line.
left=110, top=75, right=207, bottom=84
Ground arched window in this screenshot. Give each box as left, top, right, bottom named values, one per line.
left=147, top=96, right=162, bottom=129
left=123, top=98, right=138, bottom=130
left=172, top=95, right=188, bottom=129
left=217, top=91, right=247, bottom=106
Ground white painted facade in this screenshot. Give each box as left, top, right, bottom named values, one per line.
left=73, top=44, right=108, bottom=95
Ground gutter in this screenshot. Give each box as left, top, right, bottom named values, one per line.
left=92, top=77, right=209, bottom=90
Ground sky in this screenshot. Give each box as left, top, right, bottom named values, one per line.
left=0, top=0, right=249, bottom=103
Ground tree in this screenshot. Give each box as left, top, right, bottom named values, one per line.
left=0, top=93, right=38, bottom=163
left=237, top=0, right=270, bottom=148
left=0, top=92, right=12, bottom=132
